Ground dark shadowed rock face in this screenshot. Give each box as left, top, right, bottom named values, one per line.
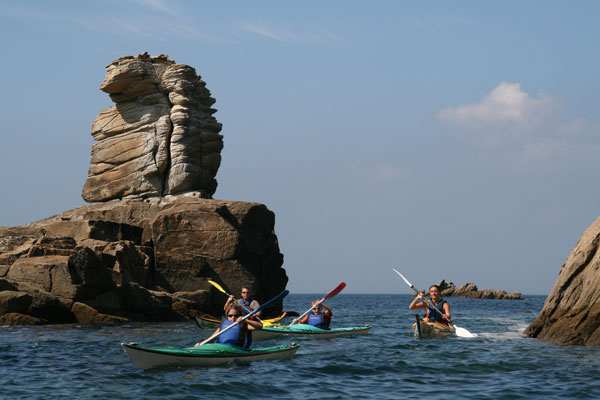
left=0, top=196, right=288, bottom=325
left=525, top=217, right=600, bottom=345
left=82, top=53, right=223, bottom=202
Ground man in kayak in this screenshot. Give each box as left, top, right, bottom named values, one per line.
left=224, top=286, right=262, bottom=319
left=195, top=304, right=263, bottom=348
left=408, top=284, right=451, bottom=324
left=291, top=301, right=333, bottom=329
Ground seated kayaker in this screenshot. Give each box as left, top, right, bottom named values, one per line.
left=224, top=286, right=262, bottom=319
left=292, top=301, right=333, bottom=329
left=408, top=284, right=451, bottom=325
left=194, top=304, right=263, bottom=348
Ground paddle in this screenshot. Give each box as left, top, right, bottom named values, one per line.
left=197, top=290, right=289, bottom=346
left=208, top=280, right=264, bottom=322
left=392, top=268, right=477, bottom=338
left=290, top=282, right=346, bottom=326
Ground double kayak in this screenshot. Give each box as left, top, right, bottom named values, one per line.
left=121, top=342, right=300, bottom=369
left=253, top=323, right=372, bottom=341
left=413, top=316, right=455, bottom=338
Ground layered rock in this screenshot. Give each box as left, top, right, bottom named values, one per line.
left=82, top=53, right=223, bottom=202
left=525, top=217, right=600, bottom=345
left=0, top=196, right=287, bottom=325
left=434, top=280, right=521, bottom=300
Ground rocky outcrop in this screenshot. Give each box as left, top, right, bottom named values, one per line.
left=0, top=53, right=287, bottom=326
left=82, top=53, right=223, bottom=202
left=525, top=217, right=600, bottom=345
left=434, top=280, right=521, bottom=300
left=0, top=195, right=287, bottom=325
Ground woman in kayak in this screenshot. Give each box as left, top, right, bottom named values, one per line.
left=408, top=285, right=451, bottom=324
left=292, top=301, right=333, bottom=329
left=194, top=304, right=263, bottom=348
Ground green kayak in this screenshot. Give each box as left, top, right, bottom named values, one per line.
left=122, top=342, right=300, bottom=369
left=253, top=324, right=372, bottom=341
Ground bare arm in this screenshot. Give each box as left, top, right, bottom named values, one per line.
left=408, top=292, right=428, bottom=310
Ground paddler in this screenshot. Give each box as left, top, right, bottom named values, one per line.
left=408, top=284, right=451, bottom=324
left=194, top=304, right=262, bottom=348
left=291, top=300, right=333, bottom=329
left=224, top=286, right=262, bottom=319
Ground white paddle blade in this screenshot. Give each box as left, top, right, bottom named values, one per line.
left=455, top=325, right=477, bottom=338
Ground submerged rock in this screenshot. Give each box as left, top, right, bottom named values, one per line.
left=525, top=217, right=600, bottom=345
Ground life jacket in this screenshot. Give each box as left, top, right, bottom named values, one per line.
left=307, top=312, right=331, bottom=329
left=425, top=299, right=448, bottom=324
left=239, top=298, right=256, bottom=319
left=217, top=320, right=252, bottom=348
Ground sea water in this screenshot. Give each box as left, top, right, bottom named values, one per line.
left=2, top=294, right=600, bottom=399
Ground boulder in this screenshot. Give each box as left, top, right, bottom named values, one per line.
left=436, top=281, right=521, bottom=300
left=82, top=53, right=223, bottom=202
left=0, top=196, right=287, bottom=325
left=525, top=217, right=600, bottom=345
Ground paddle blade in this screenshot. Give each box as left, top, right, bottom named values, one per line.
left=392, top=268, right=418, bottom=293
left=322, top=282, right=346, bottom=302
left=208, top=280, right=227, bottom=294
left=454, top=325, right=477, bottom=338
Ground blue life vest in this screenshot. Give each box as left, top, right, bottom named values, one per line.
left=217, top=320, right=252, bottom=348
left=238, top=298, right=254, bottom=315
left=307, top=313, right=330, bottom=329
left=426, top=299, right=448, bottom=323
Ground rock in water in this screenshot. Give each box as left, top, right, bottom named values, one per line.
left=525, top=217, right=600, bottom=345
left=0, top=53, right=288, bottom=325
left=82, top=53, right=223, bottom=202
left=0, top=196, right=288, bottom=324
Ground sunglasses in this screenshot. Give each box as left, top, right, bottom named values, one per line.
left=227, top=314, right=240, bottom=318
left=241, top=291, right=249, bottom=294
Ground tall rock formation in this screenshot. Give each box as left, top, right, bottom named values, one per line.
left=525, top=217, right=600, bottom=345
left=0, top=54, right=288, bottom=325
left=82, top=53, right=223, bottom=202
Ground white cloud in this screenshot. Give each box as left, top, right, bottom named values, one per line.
left=436, top=82, right=600, bottom=171
left=437, top=82, right=559, bottom=129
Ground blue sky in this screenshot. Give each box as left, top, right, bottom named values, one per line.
left=1, top=1, right=599, bottom=295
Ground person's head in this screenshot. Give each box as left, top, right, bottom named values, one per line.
left=241, top=287, right=251, bottom=301
left=226, top=304, right=242, bottom=320
left=311, top=300, right=322, bottom=314
left=429, top=285, right=441, bottom=299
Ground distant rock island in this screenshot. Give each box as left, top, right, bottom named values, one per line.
left=525, top=217, right=600, bottom=345
left=0, top=53, right=287, bottom=326
left=434, top=280, right=521, bottom=300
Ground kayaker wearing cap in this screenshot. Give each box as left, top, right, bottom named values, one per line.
left=408, top=284, right=451, bottom=324
left=224, top=286, right=262, bottom=319
left=292, top=300, right=333, bottom=329
left=194, top=304, right=262, bottom=348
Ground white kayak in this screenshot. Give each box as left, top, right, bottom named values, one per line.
left=413, top=316, right=455, bottom=339
left=121, top=342, right=300, bottom=370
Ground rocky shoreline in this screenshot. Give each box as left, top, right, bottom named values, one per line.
left=435, top=280, right=522, bottom=300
